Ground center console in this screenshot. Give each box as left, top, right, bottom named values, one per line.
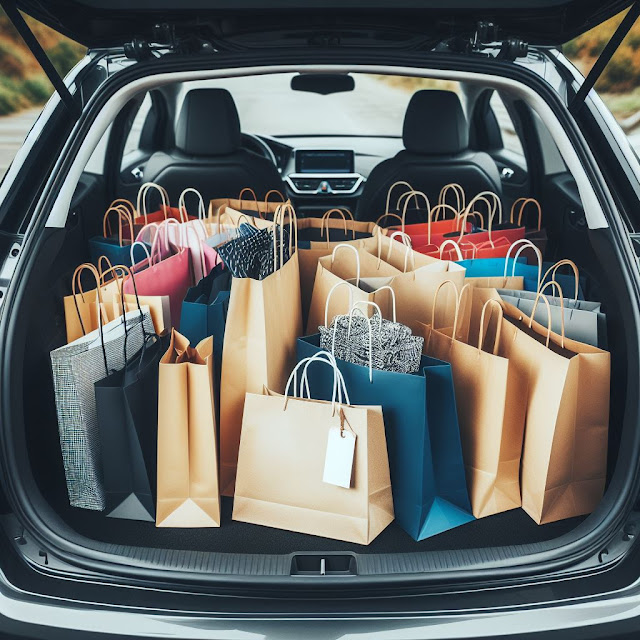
left=285, top=149, right=364, bottom=196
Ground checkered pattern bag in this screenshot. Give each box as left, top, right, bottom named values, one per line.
left=50, top=309, right=155, bottom=511
left=319, top=313, right=424, bottom=374
left=217, top=223, right=291, bottom=280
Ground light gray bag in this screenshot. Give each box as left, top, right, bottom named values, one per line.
left=498, top=285, right=606, bottom=348
left=50, top=307, right=155, bottom=511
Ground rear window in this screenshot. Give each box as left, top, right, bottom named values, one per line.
left=176, top=73, right=459, bottom=137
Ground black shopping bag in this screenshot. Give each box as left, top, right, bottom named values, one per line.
left=95, top=332, right=170, bottom=521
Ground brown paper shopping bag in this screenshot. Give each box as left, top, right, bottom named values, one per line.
left=156, top=330, right=220, bottom=527
left=210, top=187, right=287, bottom=221
left=416, top=282, right=528, bottom=518
left=97, top=264, right=172, bottom=335
left=233, top=352, right=394, bottom=544
left=498, top=283, right=610, bottom=524
left=306, top=243, right=401, bottom=334
left=298, top=208, right=380, bottom=325
left=219, top=206, right=303, bottom=496
left=356, top=233, right=467, bottom=336
left=63, top=263, right=110, bottom=344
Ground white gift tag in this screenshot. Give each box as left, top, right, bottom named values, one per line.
left=323, top=426, right=356, bottom=489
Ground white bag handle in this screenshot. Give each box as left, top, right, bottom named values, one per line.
left=439, top=239, right=464, bottom=261
left=385, top=232, right=414, bottom=272
left=136, top=182, right=170, bottom=223
left=178, top=188, right=206, bottom=220
left=324, top=281, right=355, bottom=328
left=285, top=352, right=350, bottom=414
left=503, top=238, right=542, bottom=290
left=372, top=284, right=397, bottom=322
left=331, top=244, right=360, bottom=286
left=129, top=240, right=151, bottom=266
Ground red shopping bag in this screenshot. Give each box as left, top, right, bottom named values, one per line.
left=388, top=189, right=472, bottom=244
left=133, top=182, right=195, bottom=228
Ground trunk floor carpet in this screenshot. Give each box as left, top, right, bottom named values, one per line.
left=60, top=497, right=584, bottom=555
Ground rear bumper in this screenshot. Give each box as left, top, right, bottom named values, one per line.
left=1, top=569, right=640, bottom=640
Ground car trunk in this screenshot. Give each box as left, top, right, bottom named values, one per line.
left=0, top=0, right=637, bottom=591
left=10, top=153, right=629, bottom=581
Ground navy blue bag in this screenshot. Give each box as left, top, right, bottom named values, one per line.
left=297, top=333, right=474, bottom=541
left=89, top=205, right=142, bottom=268
left=180, top=265, right=231, bottom=368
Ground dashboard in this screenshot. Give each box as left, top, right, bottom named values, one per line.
left=254, top=135, right=403, bottom=209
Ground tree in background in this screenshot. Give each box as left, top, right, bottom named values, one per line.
left=0, top=9, right=84, bottom=115
left=564, top=11, right=640, bottom=93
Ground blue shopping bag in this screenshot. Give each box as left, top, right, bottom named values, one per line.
left=297, top=334, right=474, bottom=541
left=179, top=264, right=231, bottom=378
left=89, top=205, right=146, bottom=268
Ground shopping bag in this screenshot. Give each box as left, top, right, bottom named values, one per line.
left=88, top=205, right=140, bottom=268
left=51, top=275, right=155, bottom=511
left=133, top=182, right=194, bottom=230
left=297, top=208, right=376, bottom=244
left=90, top=263, right=172, bottom=336
left=233, top=352, right=394, bottom=544
left=63, top=263, right=110, bottom=344
left=306, top=243, right=401, bottom=334
left=496, top=197, right=547, bottom=260
left=179, top=263, right=232, bottom=348
left=416, top=283, right=528, bottom=518
left=359, top=234, right=468, bottom=335
left=494, top=289, right=610, bottom=524
left=122, top=219, right=194, bottom=331
left=298, top=317, right=473, bottom=541
left=156, top=330, right=220, bottom=527
left=210, top=187, right=286, bottom=220
left=95, top=310, right=168, bottom=521
left=219, top=207, right=303, bottom=496
left=298, top=212, right=383, bottom=327
left=498, top=280, right=606, bottom=348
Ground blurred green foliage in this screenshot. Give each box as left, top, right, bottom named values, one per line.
left=563, top=9, right=640, bottom=93
left=0, top=9, right=85, bottom=115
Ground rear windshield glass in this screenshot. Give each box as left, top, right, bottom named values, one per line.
left=176, top=73, right=459, bottom=137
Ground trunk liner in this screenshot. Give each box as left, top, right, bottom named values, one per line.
left=59, top=497, right=583, bottom=555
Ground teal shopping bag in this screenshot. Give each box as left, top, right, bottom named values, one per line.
left=297, top=334, right=474, bottom=541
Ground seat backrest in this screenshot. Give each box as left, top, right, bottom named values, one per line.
left=356, top=90, right=502, bottom=221
left=144, top=88, right=284, bottom=203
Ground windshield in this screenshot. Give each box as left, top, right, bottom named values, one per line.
left=177, top=73, right=459, bottom=137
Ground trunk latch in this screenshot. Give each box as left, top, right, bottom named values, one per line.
left=290, top=554, right=357, bottom=576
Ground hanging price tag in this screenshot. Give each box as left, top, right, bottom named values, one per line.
left=323, top=421, right=356, bottom=489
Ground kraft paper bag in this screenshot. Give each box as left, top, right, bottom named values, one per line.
left=297, top=209, right=379, bottom=325
left=233, top=353, right=394, bottom=544
left=219, top=209, right=303, bottom=496
left=63, top=263, right=109, bottom=344
left=306, top=243, right=401, bottom=334
left=210, top=187, right=287, bottom=220
left=156, top=331, right=220, bottom=528
left=95, top=264, right=172, bottom=336
left=416, top=283, right=528, bottom=518
left=495, top=289, right=610, bottom=524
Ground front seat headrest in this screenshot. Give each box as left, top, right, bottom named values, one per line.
left=175, top=88, right=241, bottom=156
left=402, top=90, right=469, bottom=155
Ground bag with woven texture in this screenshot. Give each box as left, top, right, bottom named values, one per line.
left=319, top=304, right=423, bottom=375
left=50, top=294, right=155, bottom=511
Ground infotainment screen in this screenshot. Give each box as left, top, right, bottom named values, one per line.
left=295, top=150, right=354, bottom=174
